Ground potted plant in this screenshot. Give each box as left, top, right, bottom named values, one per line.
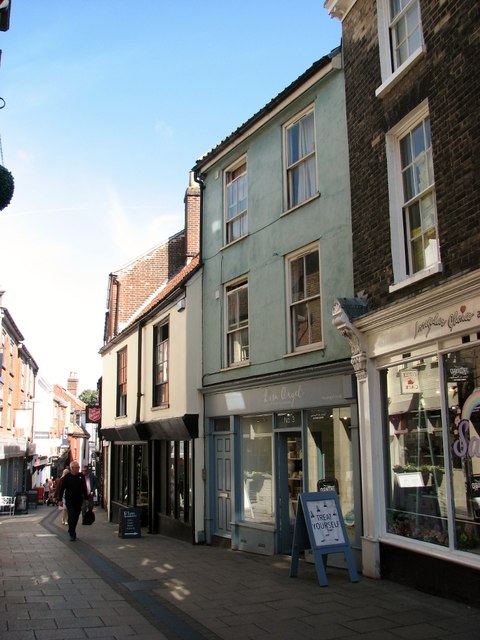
left=0, top=164, right=14, bottom=211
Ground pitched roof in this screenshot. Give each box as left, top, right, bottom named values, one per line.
left=193, top=46, right=341, bottom=171
left=100, top=255, right=201, bottom=353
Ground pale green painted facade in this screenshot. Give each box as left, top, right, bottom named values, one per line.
left=195, top=51, right=361, bottom=557
left=200, top=54, right=353, bottom=385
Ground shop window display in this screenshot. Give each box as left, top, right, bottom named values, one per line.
left=445, top=346, right=480, bottom=553
left=384, top=348, right=480, bottom=554
left=241, top=415, right=274, bottom=524
left=306, top=407, right=355, bottom=543
left=384, top=356, right=448, bottom=546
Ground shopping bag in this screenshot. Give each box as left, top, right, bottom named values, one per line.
left=83, top=509, right=95, bottom=525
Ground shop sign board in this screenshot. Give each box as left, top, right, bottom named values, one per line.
left=290, top=491, right=358, bottom=587
left=118, top=507, right=141, bottom=539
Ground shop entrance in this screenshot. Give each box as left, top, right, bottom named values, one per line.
left=277, top=431, right=303, bottom=554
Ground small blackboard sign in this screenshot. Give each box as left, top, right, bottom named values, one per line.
left=14, top=492, right=28, bottom=514
left=290, top=491, right=358, bottom=586
left=118, top=507, right=141, bottom=539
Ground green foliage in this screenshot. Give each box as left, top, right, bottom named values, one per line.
left=0, top=165, right=14, bottom=211
left=79, top=389, right=99, bottom=406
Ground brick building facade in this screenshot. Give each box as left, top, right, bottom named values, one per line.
left=103, top=174, right=200, bottom=343
left=341, top=0, right=479, bottom=307
left=327, top=0, right=480, bottom=604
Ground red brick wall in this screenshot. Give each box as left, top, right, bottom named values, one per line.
left=104, top=176, right=201, bottom=340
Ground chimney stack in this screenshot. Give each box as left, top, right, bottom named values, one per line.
left=67, top=371, right=79, bottom=397
left=184, top=171, right=200, bottom=260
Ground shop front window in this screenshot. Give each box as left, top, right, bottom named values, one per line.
left=445, top=346, right=480, bottom=553
left=384, top=356, right=448, bottom=546
left=241, top=415, right=274, bottom=524
left=306, top=407, right=355, bottom=543
left=167, top=441, right=188, bottom=521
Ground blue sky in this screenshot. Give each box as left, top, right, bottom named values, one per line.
left=0, top=1, right=341, bottom=392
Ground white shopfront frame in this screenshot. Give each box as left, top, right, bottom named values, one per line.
left=350, top=270, right=480, bottom=577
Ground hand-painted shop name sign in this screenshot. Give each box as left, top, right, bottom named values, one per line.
left=264, top=383, right=304, bottom=408
left=414, top=305, right=477, bottom=340
left=453, top=388, right=480, bottom=460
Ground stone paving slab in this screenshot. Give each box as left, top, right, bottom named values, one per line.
left=1, top=507, right=480, bottom=639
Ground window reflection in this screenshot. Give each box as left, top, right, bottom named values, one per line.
left=384, top=357, right=448, bottom=546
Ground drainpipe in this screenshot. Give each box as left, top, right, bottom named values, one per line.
left=193, top=169, right=207, bottom=544
left=135, top=320, right=145, bottom=425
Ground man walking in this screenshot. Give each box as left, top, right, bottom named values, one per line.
left=82, top=464, right=98, bottom=524
left=59, top=461, right=88, bottom=541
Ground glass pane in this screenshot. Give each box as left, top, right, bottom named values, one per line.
left=407, top=201, right=421, bottom=237
left=227, top=291, right=238, bottom=329
left=287, top=124, right=300, bottom=166
left=305, top=251, right=319, bottom=295
left=421, top=193, right=435, bottom=230
left=411, top=234, right=424, bottom=272
left=424, top=117, right=431, bottom=146
left=409, top=24, right=421, bottom=52
left=306, top=407, right=355, bottom=543
left=228, top=182, right=238, bottom=221
left=384, top=358, right=447, bottom=547
left=241, top=415, right=274, bottom=524
left=228, top=327, right=249, bottom=364
left=293, top=302, right=309, bottom=348
left=423, top=227, right=438, bottom=267
left=396, top=17, right=406, bottom=46
left=411, top=122, right=425, bottom=159
left=400, top=135, right=412, bottom=168
left=300, top=113, right=315, bottom=156
left=237, top=175, right=247, bottom=213
left=415, top=154, right=429, bottom=192
left=406, top=2, right=420, bottom=36
left=290, top=257, right=304, bottom=303
left=402, top=167, right=415, bottom=201
left=304, top=155, right=316, bottom=200
left=444, top=348, right=480, bottom=553
left=288, top=165, right=300, bottom=208
left=308, top=297, right=322, bottom=344
left=238, top=286, right=248, bottom=326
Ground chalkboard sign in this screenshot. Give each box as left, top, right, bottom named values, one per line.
left=118, top=507, right=141, bottom=539
left=290, top=491, right=358, bottom=587
left=317, top=477, right=339, bottom=495
left=14, top=492, right=28, bottom=514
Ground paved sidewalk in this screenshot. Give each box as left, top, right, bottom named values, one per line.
left=0, top=506, right=479, bottom=639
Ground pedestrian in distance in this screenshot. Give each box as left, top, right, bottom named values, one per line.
left=58, top=461, right=88, bottom=541
left=82, top=464, right=98, bottom=524
left=55, top=467, right=70, bottom=525
left=43, top=478, right=50, bottom=504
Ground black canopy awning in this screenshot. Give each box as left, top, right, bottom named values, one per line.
left=100, top=414, right=198, bottom=442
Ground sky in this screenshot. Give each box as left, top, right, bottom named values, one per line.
left=0, top=1, right=341, bottom=393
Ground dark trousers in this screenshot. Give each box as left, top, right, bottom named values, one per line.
left=66, top=501, right=82, bottom=538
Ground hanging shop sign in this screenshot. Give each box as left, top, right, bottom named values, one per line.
left=290, top=491, right=358, bottom=587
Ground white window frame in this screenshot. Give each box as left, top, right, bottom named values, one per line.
left=153, top=320, right=169, bottom=407
left=224, top=156, right=248, bottom=245
left=225, top=277, right=249, bottom=368
left=285, top=242, right=323, bottom=353
left=283, top=106, right=318, bottom=212
left=376, top=0, right=426, bottom=98
left=386, top=101, right=442, bottom=292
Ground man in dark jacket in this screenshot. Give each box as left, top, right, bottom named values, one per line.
left=59, top=461, right=88, bottom=541
left=82, top=464, right=98, bottom=523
